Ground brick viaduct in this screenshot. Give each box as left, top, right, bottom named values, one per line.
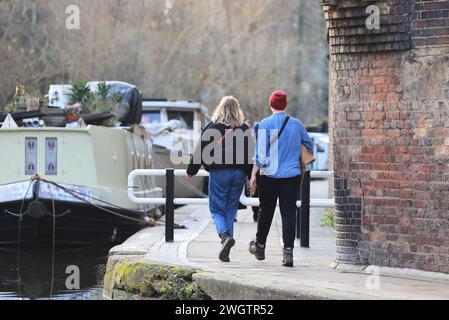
left=321, top=0, right=449, bottom=273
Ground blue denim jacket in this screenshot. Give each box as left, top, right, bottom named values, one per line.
left=255, top=113, right=314, bottom=178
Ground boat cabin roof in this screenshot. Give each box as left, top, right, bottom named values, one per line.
left=142, top=100, right=206, bottom=112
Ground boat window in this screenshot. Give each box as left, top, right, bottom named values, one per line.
left=141, top=111, right=162, bottom=125
left=167, top=111, right=194, bottom=130
left=45, top=138, right=58, bottom=176
left=25, top=137, right=38, bottom=176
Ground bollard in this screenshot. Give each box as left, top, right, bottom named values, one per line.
left=165, top=169, right=175, bottom=242
left=300, top=170, right=311, bottom=248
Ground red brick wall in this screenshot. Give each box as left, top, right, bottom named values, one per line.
left=332, top=50, right=449, bottom=272
left=324, top=1, right=449, bottom=273
left=413, top=0, right=449, bottom=47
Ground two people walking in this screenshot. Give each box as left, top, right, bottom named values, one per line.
left=187, top=91, right=313, bottom=267
left=187, top=97, right=253, bottom=262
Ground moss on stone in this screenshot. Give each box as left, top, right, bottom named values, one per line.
left=110, top=260, right=211, bottom=300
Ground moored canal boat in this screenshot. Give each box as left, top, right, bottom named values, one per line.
left=0, top=124, right=162, bottom=246
left=0, top=82, right=163, bottom=246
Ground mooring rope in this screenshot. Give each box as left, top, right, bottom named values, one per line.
left=46, top=209, right=71, bottom=218
left=40, top=178, right=152, bottom=225
left=4, top=209, right=28, bottom=217
left=12, top=175, right=154, bottom=227
left=152, top=153, right=209, bottom=198
left=45, top=181, right=137, bottom=213
left=12, top=174, right=154, bottom=300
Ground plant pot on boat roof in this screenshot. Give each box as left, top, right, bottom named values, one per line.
left=65, top=103, right=81, bottom=122
left=68, top=82, right=91, bottom=114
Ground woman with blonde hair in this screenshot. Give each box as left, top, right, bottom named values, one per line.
left=187, top=96, right=254, bottom=262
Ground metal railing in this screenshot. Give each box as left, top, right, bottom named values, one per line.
left=128, top=169, right=335, bottom=248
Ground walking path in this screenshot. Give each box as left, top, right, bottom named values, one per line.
left=106, top=181, right=449, bottom=300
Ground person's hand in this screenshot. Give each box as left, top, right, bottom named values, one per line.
left=186, top=175, right=194, bottom=183
left=249, top=175, right=257, bottom=195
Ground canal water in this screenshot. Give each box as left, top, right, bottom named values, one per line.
left=0, top=246, right=109, bottom=300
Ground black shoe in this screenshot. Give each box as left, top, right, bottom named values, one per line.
left=219, top=237, right=236, bottom=262
left=282, top=248, right=294, bottom=267
left=249, top=240, right=265, bottom=261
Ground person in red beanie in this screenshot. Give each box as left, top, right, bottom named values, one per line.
left=269, top=90, right=289, bottom=111
left=248, top=90, right=314, bottom=267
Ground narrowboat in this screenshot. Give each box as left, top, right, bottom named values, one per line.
left=0, top=82, right=162, bottom=246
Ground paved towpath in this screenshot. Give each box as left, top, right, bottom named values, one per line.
left=110, top=180, right=449, bottom=300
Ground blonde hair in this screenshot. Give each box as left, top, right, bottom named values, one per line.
left=211, top=96, right=245, bottom=128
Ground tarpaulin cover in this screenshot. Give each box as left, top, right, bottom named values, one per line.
left=88, top=81, right=143, bottom=125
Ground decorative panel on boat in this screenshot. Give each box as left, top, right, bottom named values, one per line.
left=45, top=138, right=58, bottom=176
left=25, top=137, right=38, bottom=176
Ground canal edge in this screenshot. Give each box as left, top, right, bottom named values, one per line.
left=103, top=206, right=212, bottom=300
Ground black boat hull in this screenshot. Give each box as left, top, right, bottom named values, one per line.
left=0, top=199, right=147, bottom=247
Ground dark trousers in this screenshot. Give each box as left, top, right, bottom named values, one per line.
left=256, top=175, right=301, bottom=249
left=251, top=174, right=260, bottom=217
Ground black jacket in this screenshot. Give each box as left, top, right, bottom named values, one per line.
left=187, top=122, right=255, bottom=178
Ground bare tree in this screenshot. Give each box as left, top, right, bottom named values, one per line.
left=0, top=0, right=328, bottom=124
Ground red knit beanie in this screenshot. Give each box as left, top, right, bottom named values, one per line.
left=269, top=91, right=288, bottom=111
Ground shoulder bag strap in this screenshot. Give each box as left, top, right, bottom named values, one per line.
left=214, top=125, right=235, bottom=148
left=270, top=116, right=290, bottom=146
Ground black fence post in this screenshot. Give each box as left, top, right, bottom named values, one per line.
left=296, top=180, right=302, bottom=240
left=300, top=170, right=311, bottom=248
left=165, top=169, right=175, bottom=243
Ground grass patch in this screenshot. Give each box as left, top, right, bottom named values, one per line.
left=321, top=209, right=335, bottom=229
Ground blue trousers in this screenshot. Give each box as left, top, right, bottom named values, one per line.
left=209, top=168, right=246, bottom=239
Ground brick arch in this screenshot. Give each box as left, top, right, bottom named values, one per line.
left=322, top=0, right=449, bottom=273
